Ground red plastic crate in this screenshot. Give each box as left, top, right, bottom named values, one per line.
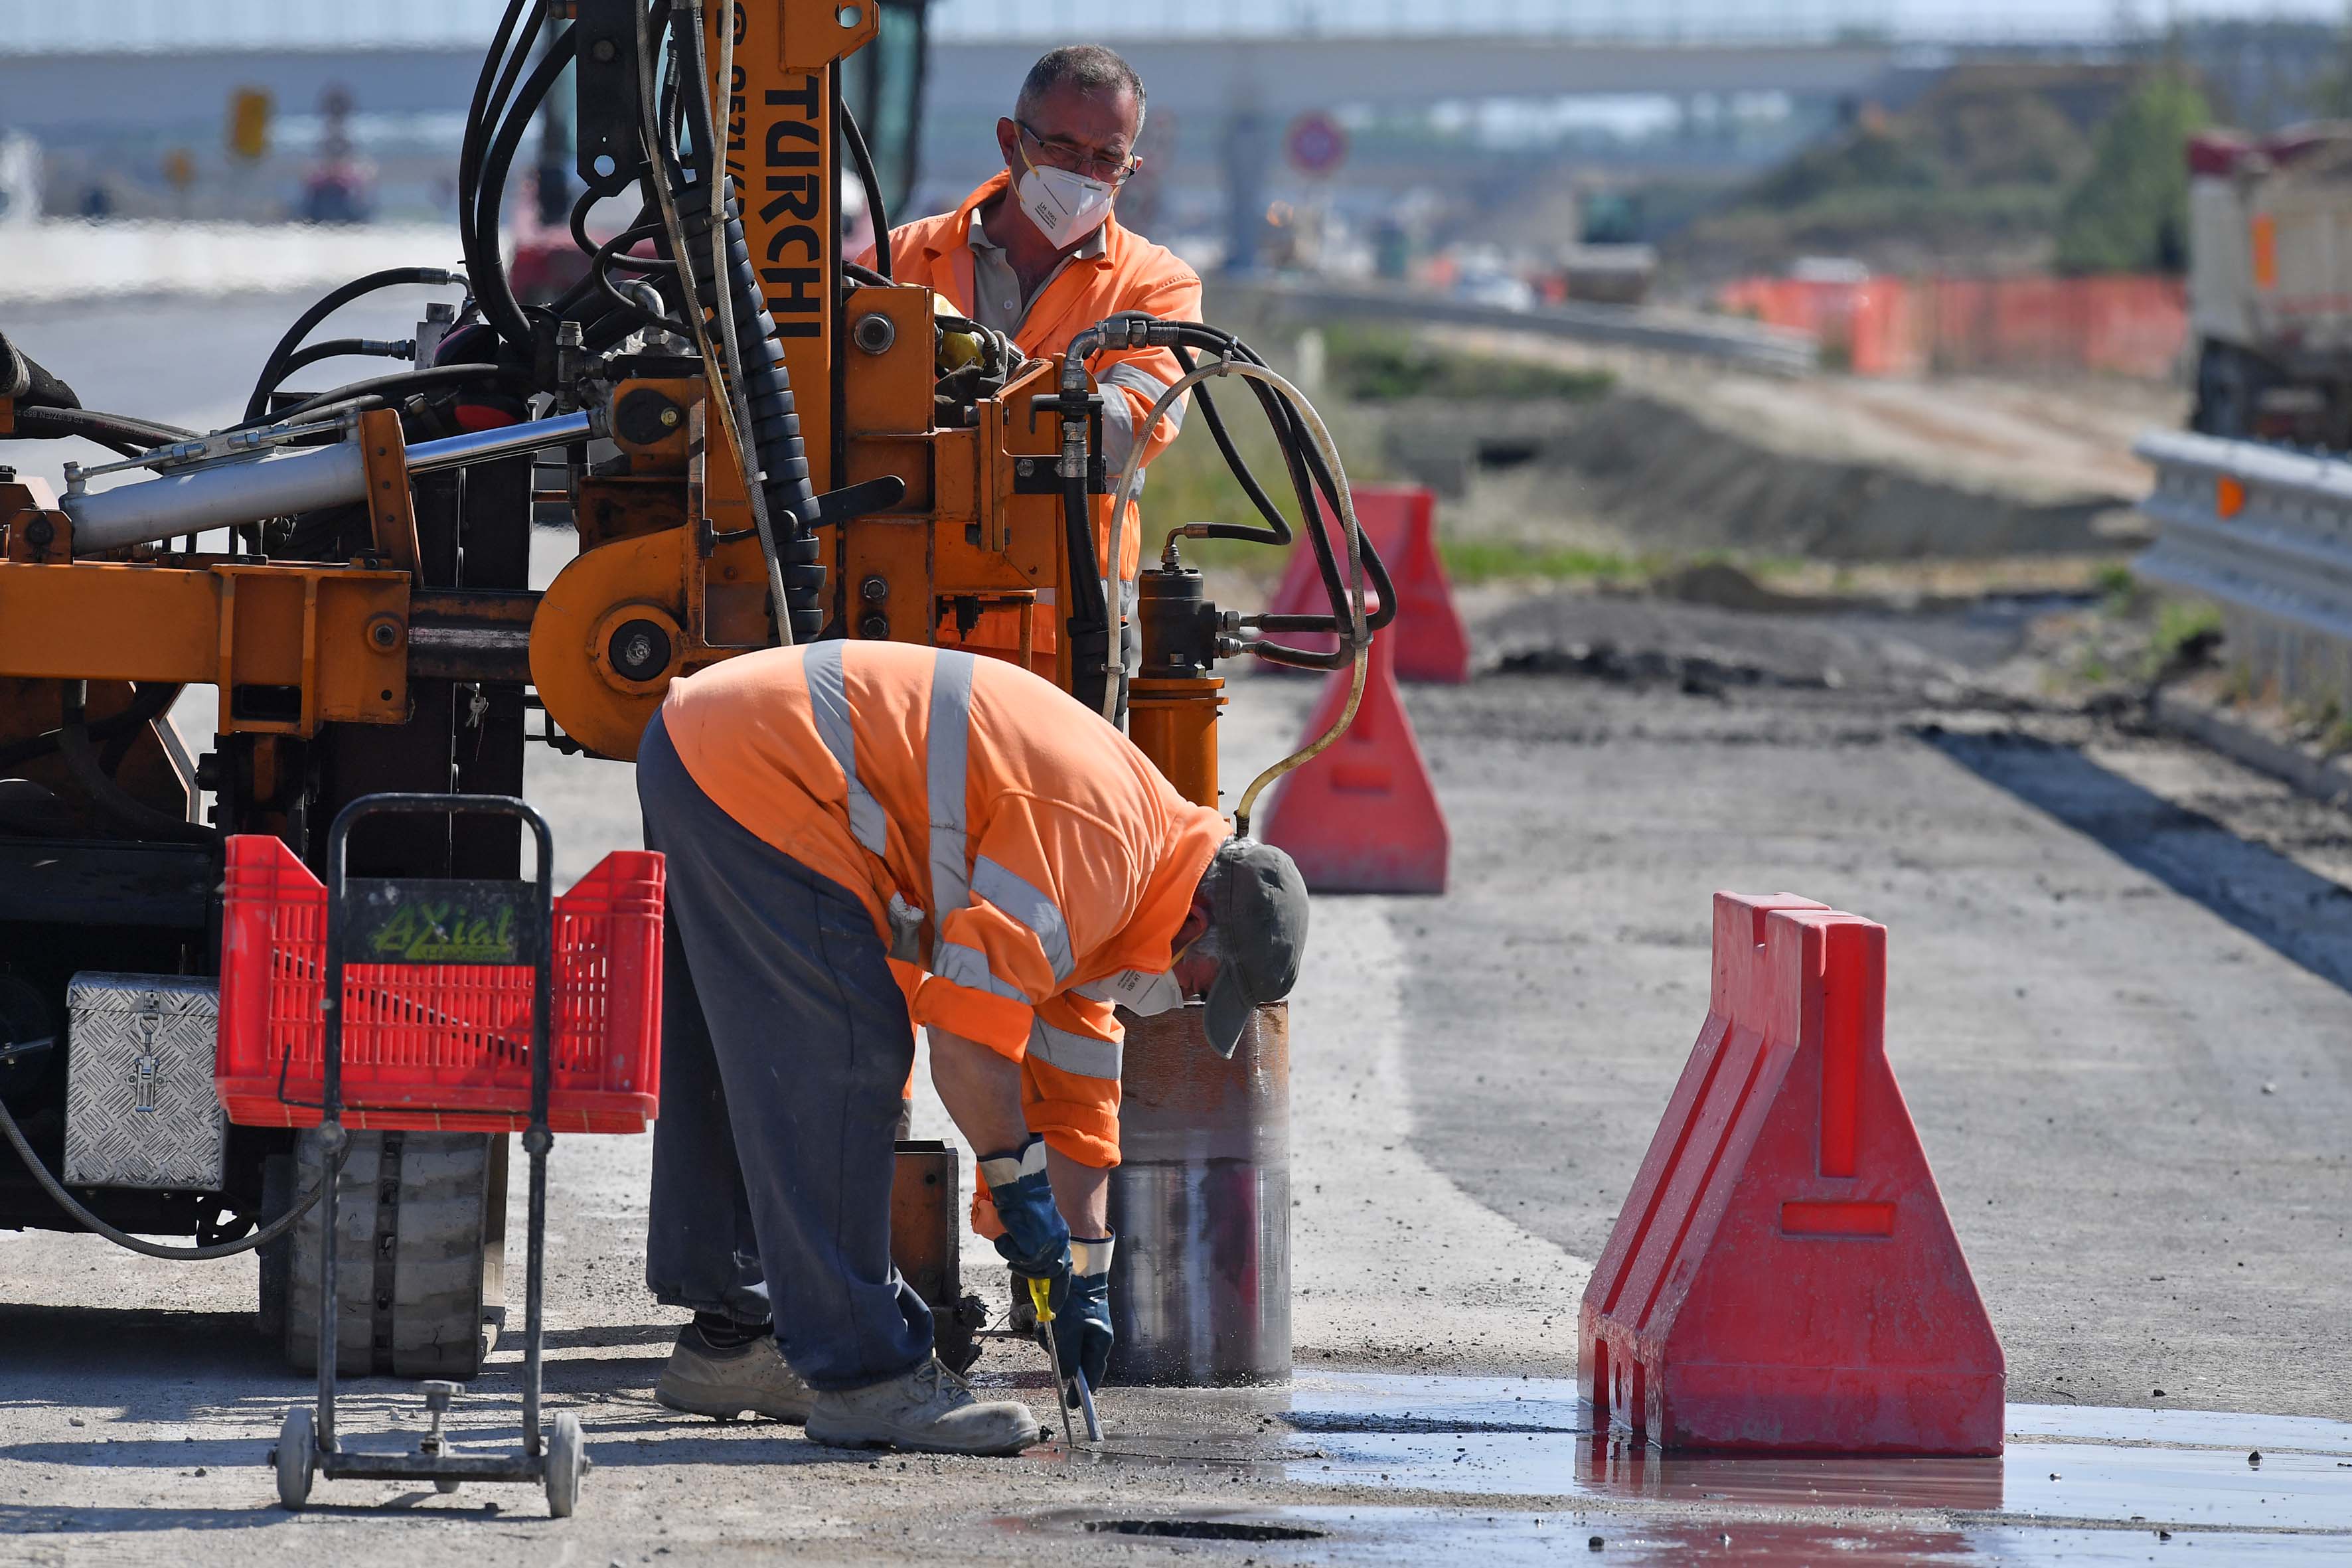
left=216, top=834, right=664, bottom=1133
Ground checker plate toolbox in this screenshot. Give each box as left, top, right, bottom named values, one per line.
left=64, top=973, right=226, bottom=1190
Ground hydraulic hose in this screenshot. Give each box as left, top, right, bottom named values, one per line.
left=1158, top=321, right=1396, bottom=643
left=672, top=177, right=826, bottom=643
left=0, top=1094, right=345, bottom=1261
left=0, top=680, right=179, bottom=774
left=56, top=681, right=217, bottom=844
left=3, top=406, right=198, bottom=457
left=842, top=102, right=892, bottom=280
left=1055, top=330, right=1118, bottom=713
left=470, top=24, right=579, bottom=351
left=248, top=338, right=414, bottom=416
left=243, top=267, right=465, bottom=424
left=233, top=364, right=535, bottom=432
left=689, top=0, right=799, bottom=647
left=1105, top=356, right=1372, bottom=701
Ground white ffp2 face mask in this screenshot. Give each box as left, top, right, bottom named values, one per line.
left=1077, top=967, right=1184, bottom=1016
left=1015, top=153, right=1116, bottom=250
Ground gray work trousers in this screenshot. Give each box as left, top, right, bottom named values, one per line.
left=637, top=712, right=933, bottom=1391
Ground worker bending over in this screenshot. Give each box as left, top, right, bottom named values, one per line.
left=862, top=43, right=1194, bottom=678
left=639, top=641, right=1307, bottom=1454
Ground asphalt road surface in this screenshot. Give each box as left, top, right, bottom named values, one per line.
left=0, top=293, right=2347, bottom=1562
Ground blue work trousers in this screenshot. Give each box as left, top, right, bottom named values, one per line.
left=637, top=712, right=932, bottom=1391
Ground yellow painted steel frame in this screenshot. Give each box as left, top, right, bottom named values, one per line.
left=715, top=1, right=1090, bottom=684
left=0, top=554, right=410, bottom=736
left=528, top=3, right=1100, bottom=761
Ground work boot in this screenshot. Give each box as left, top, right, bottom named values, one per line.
left=655, top=1324, right=815, bottom=1424
left=804, top=1357, right=1042, bottom=1456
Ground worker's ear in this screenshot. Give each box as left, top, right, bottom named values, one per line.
left=996, top=116, right=1020, bottom=172
left=1172, top=902, right=1211, bottom=953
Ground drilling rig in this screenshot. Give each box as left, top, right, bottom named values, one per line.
left=0, top=0, right=1388, bottom=1378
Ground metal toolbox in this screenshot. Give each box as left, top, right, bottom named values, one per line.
left=64, top=973, right=226, bottom=1190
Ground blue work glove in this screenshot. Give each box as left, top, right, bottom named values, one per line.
left=979, top=1136, right=1071, bottom=1283
left=1054, top=1234, right=1115, bottom=1404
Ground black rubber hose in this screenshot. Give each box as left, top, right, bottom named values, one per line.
left=0, top=679, right=179, bottom=773
left=56, top=681, right=216, bottom=844
left=672, top=179, right=827, bottom=640
left=1169, top=342, right=1290, bottom=546
left=0, top=1095, right=345, bottom=1262
left=458, top=0, right=542, bottom=343
left=4, top=406, right=195, bottom=455
left=250, top=337, right=414, bottom=415
left=471, top=25, right=579, bottom=351
left=243, top=267, right=465, bottom=423
left=1138, top=321, right=1396, bottom=649
left=238, top=364, right=534, bottom=430
left=459, top=0, right=537, bottom=254
left=842, top=102, right=892, bottom=280
left=0, top=329, right=83, bottom=410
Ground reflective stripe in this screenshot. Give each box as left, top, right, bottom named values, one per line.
left=803, top=642, right=888, bottom=856
left=927, top=649, right=977, bottom=919
left=1099, top=360, right=1184, bottom=438
left=933, top=939, right=1026, bottom=1002
left=979, top=1135, right=1049, bottom=1190
left=1027, top=1017, right=1123, bottom=1080
left=1097, top=362, right=1182, bottom=496
left=972, top=856, right=1073, bottom=984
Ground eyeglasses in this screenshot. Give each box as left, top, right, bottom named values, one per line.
left=1016, top=119, right=1140, bottom=187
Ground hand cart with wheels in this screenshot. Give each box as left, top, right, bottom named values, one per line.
left=217, top=793, right=663, bottom=1517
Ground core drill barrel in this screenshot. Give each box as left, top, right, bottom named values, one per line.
left=1106, top=1000, right=1289, bottom=1385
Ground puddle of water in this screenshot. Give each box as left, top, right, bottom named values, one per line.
left=2011, top=1404, right=2352, bottom=1457
left=1012, top=1506, right=2351, bottom=1567
left=1266, top=1372, right=2352, bottom=1532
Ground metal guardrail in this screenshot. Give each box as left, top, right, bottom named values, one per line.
left=1223, top=277, right=1820, bottom=377
left=2134, top=428, right=2352, bottom=708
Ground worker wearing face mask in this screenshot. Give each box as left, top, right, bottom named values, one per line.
left=859, top=43, right=1196, bottom=683
left=643, top=641, right=1307, bottom=1452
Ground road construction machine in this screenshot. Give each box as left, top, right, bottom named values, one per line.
left=0, top=0, right=1388, bottom=1377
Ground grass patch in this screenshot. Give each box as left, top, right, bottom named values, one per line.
left=2148, top=599, right=2223, bottom=671
left=1440, top=539, right=1639, bottom=584
left=1323, top=325, right=1614, bottom=404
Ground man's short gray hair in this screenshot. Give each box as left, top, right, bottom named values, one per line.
left=1016, top=44, right=1146, bottom=133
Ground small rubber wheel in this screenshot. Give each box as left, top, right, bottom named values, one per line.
left=434, top=1476, right=462, bottom=1495
left=275, top=1407, right=315, bottom=1510
left=544, top=1411, right=584, bottom=1518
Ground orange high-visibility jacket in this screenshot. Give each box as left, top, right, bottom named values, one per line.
left=862, top=171, right=1202, bottom=590
left=659, top=639, right=1229, bottom=1168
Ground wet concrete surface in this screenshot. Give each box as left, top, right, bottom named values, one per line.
left=1002, top=1372, right=2352, bottom=1562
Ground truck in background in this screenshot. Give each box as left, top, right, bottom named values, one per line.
left=2189, top=123, right=2352, bottom=446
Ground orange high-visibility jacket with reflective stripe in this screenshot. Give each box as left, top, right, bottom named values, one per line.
left=862, top=171, right=1202, bottom=589
left=659, top=640, right=1229, bottom=1167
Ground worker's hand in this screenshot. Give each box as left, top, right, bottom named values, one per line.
left=1053, top=1235, right=1115, bottom=1403
left=980, top=1136, right=1071, bottom=1282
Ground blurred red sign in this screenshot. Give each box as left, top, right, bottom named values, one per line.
left=1285, top=112, right=1348, bottom=177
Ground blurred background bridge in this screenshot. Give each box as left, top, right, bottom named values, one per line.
left=1, top=1, right=2345, bottom=301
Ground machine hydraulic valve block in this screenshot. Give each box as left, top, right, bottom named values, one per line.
left=1579, top=893, right=2004, bottom=1455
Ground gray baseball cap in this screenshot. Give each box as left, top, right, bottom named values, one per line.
left=1199, top=838, right=1310, bottom=1059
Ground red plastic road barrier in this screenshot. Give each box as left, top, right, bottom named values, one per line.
left=1579, top=892, right=2003, bottom=1454
left=1265, top=483, right=1470, bottom=684
left=1257, top=633, right=1447, bottom=894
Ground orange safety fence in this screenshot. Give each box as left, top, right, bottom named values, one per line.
left=1717, top=274, right=2187, bottom=379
